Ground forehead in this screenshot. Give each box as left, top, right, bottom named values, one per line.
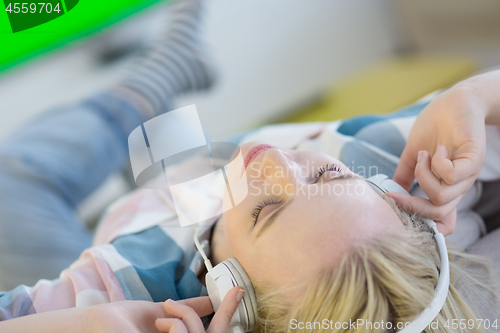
left=267, top=178, right=402, bottom=237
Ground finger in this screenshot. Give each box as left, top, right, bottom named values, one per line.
left=156, top=318, right=188, bottom=333
left=207, top=287, right=245, bottom=333
left=178, top=296, right=214, bottom=317
left=414, top=150, right=447, bottom=204
left=436, top=208, right=457, bottom=236
left=392, top=146, right=418, bottom=192
left=430, top=145, right=449, bottom=180
left=415, top=150, right=472, bottom=205
left=385, top=191, right=463, bottom=222
left=163, top=299, right=205, bottom=333
left=430, top=144, right=480, bottom=185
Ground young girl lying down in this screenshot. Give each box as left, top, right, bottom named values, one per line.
left=2, top=67, right=500, bottom=332
left=1, top=1, right=500, bottom=332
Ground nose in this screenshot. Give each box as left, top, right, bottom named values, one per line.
left=258, top=148, right=296, bottom=184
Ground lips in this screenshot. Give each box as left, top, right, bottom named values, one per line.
left=244, top=144, right=278, bottom=169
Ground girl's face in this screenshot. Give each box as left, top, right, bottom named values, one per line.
left=213, top=141, right=404, bottom=297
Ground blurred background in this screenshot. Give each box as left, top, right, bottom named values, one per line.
left=1, top=0, right=500, bottom=222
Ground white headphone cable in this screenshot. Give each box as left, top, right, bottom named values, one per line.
left=194, top=228, right=213, bottom=271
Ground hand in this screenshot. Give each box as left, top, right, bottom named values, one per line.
left=156, top=287, right=245, bottom=333
left=85, top=287, right=244, bottom=333
left=84, top=299, right=169, bottom=333
left=387, top=86, right=487, bottom=236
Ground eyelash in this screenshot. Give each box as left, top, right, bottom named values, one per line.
left=251, top=197, right=283, bottom=225
left=314, top=163, right=342, bottom=183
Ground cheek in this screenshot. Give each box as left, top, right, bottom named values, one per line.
left=223, top=209, right=250, bottom=257
left=234, top=238, right=287, bottom=286
left=241, top=234, right=324, bottom=289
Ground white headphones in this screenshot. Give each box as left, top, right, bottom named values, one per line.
left=194, top=233, right=257, bottom=333
left=194, top=174, right=450, bottom=333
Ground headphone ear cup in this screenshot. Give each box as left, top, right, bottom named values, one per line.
left=223, top=258, right=258, bottom=332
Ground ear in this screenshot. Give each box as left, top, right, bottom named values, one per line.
left=205, top=258, right=257, bottom=332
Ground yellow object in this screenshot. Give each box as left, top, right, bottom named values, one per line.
left=278, top=55, right=477, bottom=123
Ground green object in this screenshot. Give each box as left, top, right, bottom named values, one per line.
left=5, top=0, right=68, bottom=33
left=0, top=0, right=167, bottom=74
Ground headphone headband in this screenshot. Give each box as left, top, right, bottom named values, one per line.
left=366, top=174, right=450, bottom=333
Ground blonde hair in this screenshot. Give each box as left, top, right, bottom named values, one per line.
left=252, top=198, right=498, bottom=333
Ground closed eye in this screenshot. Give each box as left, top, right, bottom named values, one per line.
left=251, top=197, right=284, bottom=225
left=314, top=163, right=342, bottom=183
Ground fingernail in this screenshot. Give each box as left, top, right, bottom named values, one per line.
left=417, top=151, right=424, bottom=162
left=167, top=299, right=176, bottom=304
left=387, top=196, right=397, bottom=205
left=236, top=289, right=245, bottom=303
left=437, top=144, right=447, bottom=155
